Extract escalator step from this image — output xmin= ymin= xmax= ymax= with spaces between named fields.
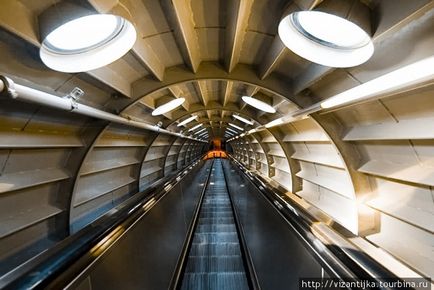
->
xmin=181 ymin=272 xmax=249 ymax=290
xmin=195 ymin=224 xmax=236 ymax=233
xmin=198 ymin=217 xmax=234 ymax=225
xmin=185 ymin=255 xmax=245 ymax=272
xmin=180 ymin=160 xmax=249 ymax=290
xmin=200 ymin=212 xmax=233 ymax=218
xmin=192 ymin=232 xmax=239 ymax=243
xmin=189 ymin=242 xmax=241 ymax=256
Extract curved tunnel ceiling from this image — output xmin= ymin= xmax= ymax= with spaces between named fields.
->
xmin=0 ymin=0 xmax=433 ymax=280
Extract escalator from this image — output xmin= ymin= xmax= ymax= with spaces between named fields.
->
xmin=0 ymin=156 xmax=407 ymax=290
xmin=180 ymin=159 xmax=249 ymax=290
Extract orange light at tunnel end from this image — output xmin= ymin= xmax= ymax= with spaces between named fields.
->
xmin=204 ymin=150 xmax=227 ymax=159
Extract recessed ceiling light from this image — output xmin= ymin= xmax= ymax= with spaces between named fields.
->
xmin=278 ymin=11 xmax=373 ymax=67
xmin=152 ymin=98 xmax=185 ymax=116
xmin=229 ymin=123 xmax=244 ymax=131
xmin=242 ymin=96 xmax=276 ymax=113
xmin=233 ymin=115 xmax=254 ymax=125
xmin=189 ymin=123 xmax=203 ymax=132
xmin=177 ymin=115 xmax=197 ymax=127
xmin=40 ymin=12 xmax=136 ymax=72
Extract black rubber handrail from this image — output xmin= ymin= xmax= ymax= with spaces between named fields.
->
xmin=0 ymin=156 xmax=206 ymax=290
xmin=221 ymin=159 xmax=261 ymax=290
xmin=228 ymin=156 xmax=406 ymax=290
xmin=169 ymin=159 xmax=215 ymax=289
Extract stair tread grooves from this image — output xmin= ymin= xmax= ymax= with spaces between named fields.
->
xmin=181 ymin=160 xmax=248 ymax=290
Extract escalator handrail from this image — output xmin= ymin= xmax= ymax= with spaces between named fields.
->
xmin=221 ymin=160 xmax=261 ymax=290
xmin=227 ymin=156 xmax=404 ymax=288
xmin=0 ymin=156 xmax=206 ymax=290
xmin=170 ymin=159 xmax=215 ymax=289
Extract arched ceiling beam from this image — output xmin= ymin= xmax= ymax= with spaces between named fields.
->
xmin=194 ymin=80 xmax=209 ymax=106
xmin=258 ymin=37 xmax=287 ymax=80
xmin=222 ymin=81 xmax=233 ymax=107
xmin=125 ymin=62 xmax=307 ymax=114
xmin=257 ymin=0 xmax=319 ymax=80
xmin=225 ymin=0 xmax=254 ymax=73
xmin=89 ymin=0 xmax=165 ymax=81
xmin=168 ymin=86 xmax=190 ymax=111
xmin=167 ymin=107 xmax=259 ymax=128
xmin=161 ymin=0 xmax=201 ymax=73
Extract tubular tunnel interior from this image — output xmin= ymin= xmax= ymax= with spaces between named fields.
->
xmin=0 ymin=0 xmax=433 ymax=289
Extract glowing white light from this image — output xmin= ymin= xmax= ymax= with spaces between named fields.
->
xmin=242 ymin=96 xmax=276 ymax=113
xmin=193 ymin=128 xmax=206 ymax=135
xmin=233 ymin=115 xmax=254 ymax=125
xmin=321 ymin=56 xmax=434 ymax=109
xmin=278 ymin=11 xmax=373 ymax=67
xmin=297 ymin=12 xmax=369 ymax=48
xmin=189 ymin=123 xmax=203 ymax=132
xmin=45 ymin=15 xmax=119 ymax=51
xmin=227 ymin=128 xmax=238 ymax=135
xmin=265 ymin=118 xmax=285 ymax=128
xmin=177 ymin=115 xmax=197 ymax=127
xmin=40 ymin=14 xmax=136 ymax=72
xmin=152 ymin=98 xmax=185 ymax=116
xmin=229 ymin=123 xmax=244 ymax=131
xmin=194 ymin=128 xmax=206 ymax=135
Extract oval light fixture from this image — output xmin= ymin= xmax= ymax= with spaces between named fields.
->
xmin=242 ymin=96 xmax=276 ymax=113
xmin=189 ymin=123 xmax=203 ymax=132
xmin=278 ymin=10 xmax=373 ymax=67
xmin=227 ymin=127 xmax=238 ymax=134
xmin=177 ymin=115 xmax=197 ymax=127
xmin=152 ymin=98 xmax=185 ymax=116
xmin=39 ymin=3 xmax=136 ymax=72
xmin=233 ymin=114 xmax=254 ymax=125
xmin=229 ymin=123 xmax=244 ymax=131
xmin=194 ymin=128 xmax=206 ymax=135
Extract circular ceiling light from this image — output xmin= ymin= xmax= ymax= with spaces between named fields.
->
xmin=278 ymin=11 xmax=374 ymax=67
xmin=40 ymin=14 xmax=136 ymax=72
xmin=152 ymin=98 xmax=185 ymax=116
xmin=242 ymin=96 xmax=276 ymax=113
